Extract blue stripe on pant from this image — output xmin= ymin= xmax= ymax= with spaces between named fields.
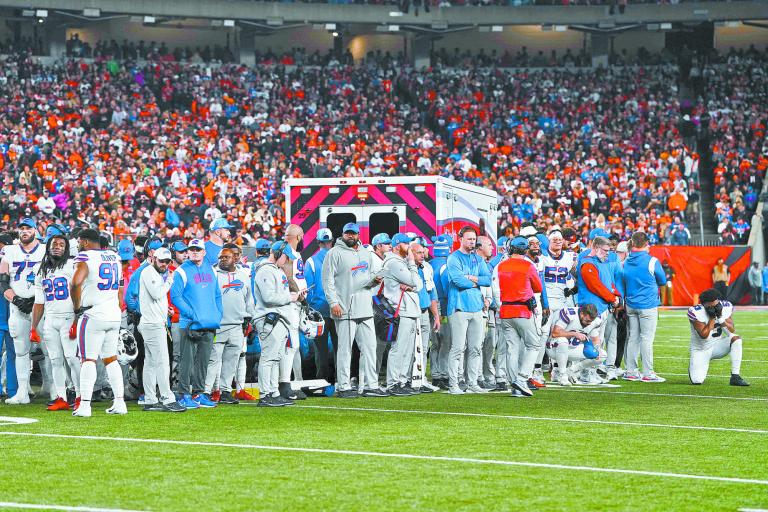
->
xmin=1 ymin=329 xmax=17 ymax=397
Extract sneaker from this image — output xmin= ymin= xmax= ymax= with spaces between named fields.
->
xmin=5 ymin=393 xmax=30 ymax=405
xmin=608 ymin=366 xmax=625 ymax=381
xmin=137 ymin=394 xmax=146 ymax=406
xmin=66 ymin=388 xmax=77 ymax=405
xmin=336 ymin=389 xmax=359 ymax=399
xmin=465 ymin=384 xmax=488 ymax=394
xmin=234 ymin=389 xmax=257 ymax=401
xmin=193 ymin=393 xmax=217 ymax=408
xmin=106 ymin=400 xmax=128 ymax=415
xmin=448 ymin=386 xmax=465 ymax=395
xmin=528 ymin=377 xmax=546 ymax=389
xmin=494 ymin=382 xmax=508 ymax=391
xmin=294 ymin=388 xmax=307 ymax=400
xmin=421 ymin=381 xmax=440 ymax=392
xmin=210 ymin=390 xmax=221 ymax=402
xmin=416 ymin=385 xmax=434 ymax=394
xmin=403 ymin=384 xmax=421 ymax=395
xmin=47 ymin=397 xmax=70 ymax=411
xmin=641 ymin=373 xmax=666 ymax=383
xmin=162 ymin=401 xmax=187 ymax=412
xmin=257 ymin=395 xmax=282 ymax=407
xmin=730 ymin=374 xmax=750 ymax=387
xmin=432 ymin=378 xmax=449 ymax=390
xmin=622 ymin=371 xmax=641 ymax=382
xmin=142 ymin=403 xmax=166 ymax=412
xmin=178 ymin=394 xmax=200 ymax=409
xmin=72 ymin=402 xmax=92 ymax=417
xmin=273 ymin=395 xmax=295 ymax=407
xmin=532 ymin=368 xmax=545 ymax=385
xmin=361 ymin=388 xmax=389 ymax=397
xmin=389 ymin=384 xmax=412 ymax=396
xmin=578 ymin=369 xmax=607 ymax=385
xmin=458 ymin=380 xmax=467 ymax=392
xmin=73 ymin=397 xmax=81 ymax=411
xmin=279 ymin=383 xmax=298 ymax=400
xmin=218 ymin=391 xmax=240 ymax=404
xmin=510 ymin=388 xmax=532 ymax=398
xmin=511 ymin=379 xmax=533 ymax=397
xmin=558 ymin=373 xmax=571 ymax=387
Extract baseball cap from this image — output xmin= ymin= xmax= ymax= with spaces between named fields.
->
xmin=316 ymin=228 xmax=333 ymax=242
xmin=171 ymin=241 xmax=188 ymax=253
xmin=154 ymin=247 xmax=172 ymax=261
xmin=371 ymin=233 xmax=392 ymax=246
xmin=255 ymin=239 xmax=271 ymax=250
xmin=391 ymin=233 xmax=413 ymax=246
xmin=18 ymin=217 xmax=36 ymax=229
xmin=431 ymin=234 xmax=453 ymax=247
xmin=147 ymin=239 xmax=163 ymax=251
xmin=342 ymin=222 xmax=360 ymax=234
xmin=589 ymin=228 xmax=608 ymax=241
xmin=117 ymin=239 xmax=135 ymax=261
xmin=210 ymin=218 xmax=233 ymax=231
xmin=272 ymin=241 xmax=297 ymax=260
xmin=509 ymin=236 xmax=529 ymax=250
xmin=496 ymin=236 xmax=508 ymax=248
xmin=188 ymin=239 xmax=205 ymax=250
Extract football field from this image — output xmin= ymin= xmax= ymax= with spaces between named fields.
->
xmin=0 ymin=310 xmax=766 ymax=512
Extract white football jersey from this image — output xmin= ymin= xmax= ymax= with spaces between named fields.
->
xmin=541 ymin=250 xmax=578 ymax=310
xmin=1 ymin=243 xmax=46 ymax=298
xmin=34 ymin=259 xmax=76 ymax=316
xmin=74 ymin=249 xmax=123 ymax=322
xmin=551 ymin=307 xmax=602 ymax=341
xmin=687 ymin=301 xmax=733 ymax=343
xmin=292 ymin=255 xmax=307 ymax=291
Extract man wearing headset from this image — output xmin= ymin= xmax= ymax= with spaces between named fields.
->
xmin=279 ymin=224 xmax=308 ymax=401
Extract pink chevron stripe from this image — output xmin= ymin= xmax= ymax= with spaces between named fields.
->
xmin=333 ymin=186 xmax=359 ymax=206
xmin=424 ymin=183 xmax=436 ymax=202
xmin=396 ymin=185 xmax=437 ymax=227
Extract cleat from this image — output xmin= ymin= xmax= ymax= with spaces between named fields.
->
xmin=730 ymin=374 xmax=750 ymax=387
xmin=178 ymin=394 xmax=200 ymax=409
xmin=621 ymin=371 xmax=641 ymax=382
xmin=416 ymin=385 xmax=434 ymax=394
xmin=458 ymin=380 xmax=468 ymax=392
xmin=465 ymin=384 xmax=489 ymax=394
xmin=217 ymin=391 xmax=239 ymax=404
xmin=106 ymin=400 xmax=128 ymax=415
xmin=73 ymin=397 xmax=81 ymax=411
xmin=558 ymin=374 xmax=571 ymax=387
xmin=421 ymin=381 xmax=440 ymax=392
xmin=495 ymin=382 xmax=508 ymax=391
xmin=579 ymin=369 xmax=607 ymax=385
xmin=293 ymin=388 xmax=307 ymax=400
xmin=258 ymin=395 xmax=283 ymax=407
xmin=5 ymin=394 xmax=30 ymax=405
xmin=73 ymin=402 xmax=92 ymax=417
xmin=66 ymin=388 xmax=77 ymax=405
xmin=641 ymin=373 xmax=665 ymax=383
xmin=193 ymin=393 xmax=217 ymax=408
xmin=528 ymin=377 xmax=546 ymax=389
xmin=511 ymin=379 xmax=533 ymax=397
xmin=47 ymin=397 xmax=70 ymax=411
xmin=336 ymin=389 xmax=359 ymax=399
xmin=432 ymin=378 xmax=449 ymax=390
xmin=210 ymin=390 xmax=221 ymax=402
xmin=234 ymin=389 xmax=257 ymax=401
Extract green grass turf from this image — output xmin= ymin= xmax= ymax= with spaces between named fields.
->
xmin=0 ymin=310 xmax=767 ymax=511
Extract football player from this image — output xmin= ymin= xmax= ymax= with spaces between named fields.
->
xmin=70 ymin=229 xmax=127 ymax=417
xmin=546 ymin=303 xmax=606 ymax=386
xmin=687 ymin=288 xmax=749 ymax=386
xmin=0 ymin=218 xmax=46 ymax=404
xmin=31 ymin=225 xmax=80 ymax=411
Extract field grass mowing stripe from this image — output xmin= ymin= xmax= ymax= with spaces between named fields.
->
xmin=542 ymin=388 xmax=768 ymax=401
xmin=0 ymin=431 xmax=766 ymax=486
xmin=664 ymin=372 xmax=768 ymax=380
xmin=0 ymin=502 xmax=148 ymax=512
xmin=281 ymin=404 xmax=768 ymax=434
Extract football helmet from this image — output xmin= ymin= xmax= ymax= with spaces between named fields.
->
xmin=117 ymin=329 xmax=139 ymax=365
xmin=299 ymin=306 xmax=325 ymax=339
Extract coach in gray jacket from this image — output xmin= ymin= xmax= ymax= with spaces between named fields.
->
xmin=322 ymin=223 xmax=386 ymax=398
xmin=383 ymin=233 xmax=423 ymax=395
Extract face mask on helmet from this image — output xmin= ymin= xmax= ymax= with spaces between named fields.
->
xmin=117 ymin=329 xmax=139 ymax=365
xmin=299 ymin=306 xmax=325 ymax=339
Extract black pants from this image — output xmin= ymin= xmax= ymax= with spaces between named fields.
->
xmin=314 ymin=317 xmax=338 ymax=384
xmin=615 ymin=311 xmax=628 ymax=368
xmin=131 ymin=323 xmax=145 ymax=388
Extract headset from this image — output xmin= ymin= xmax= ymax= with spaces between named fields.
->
xmin=142 ymin=235 xmax=165 ymax=260
xmin=458 ymin=226 xmax=478 ymax=238
xmin=272 ymin=240 xmax=288 ymax=260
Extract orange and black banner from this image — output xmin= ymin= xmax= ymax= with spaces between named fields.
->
xmin=649 ymin=246 xmax=753 ymax=306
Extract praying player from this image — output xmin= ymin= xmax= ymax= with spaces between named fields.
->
xmin=546 ymin=303 xmax=606 ymax=386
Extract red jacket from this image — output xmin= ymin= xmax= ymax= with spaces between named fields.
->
xmin=495 ymin=256 xmax=542 ymax=319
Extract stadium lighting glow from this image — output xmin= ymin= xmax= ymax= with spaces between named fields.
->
xmin=660 ymin=22 xmax=672 ymax=30
xmin=325 ymin=23 xmax=336 ymax=30
xmin=491 ymin=25 xmax=503 ymax=32
xmin=223 ymin=19 xmax=236 ymax=27
xmin=144 ymin=15 xmax=156 ymax=24
xmin=389 ymin=11 xmax=404 ymax=17
xmin=554 ymin=25 xmax=567 ymax=31
xmin=388 ymin=25 xmax=399 ymax=31
xmin=332 ymin=31 xmax=339 ymax=37
xmin=35 ymin=9 xmax=48 ymax=18
xmin=83 ymin=8 xmax=101 ymax=17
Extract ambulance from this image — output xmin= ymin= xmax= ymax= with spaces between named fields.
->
xmin=285 ymin=176 xmax=499 ymax=257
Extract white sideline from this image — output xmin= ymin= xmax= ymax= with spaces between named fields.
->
xmin=284 ymin=405 xmax=768 ymax=434
xmin=543 ymin=388 xmax=768 ymax=401
xmin=0 ymin=431 xmax=766 ymax=487
xmin=0 ymin=502 xmax=148 ymax=512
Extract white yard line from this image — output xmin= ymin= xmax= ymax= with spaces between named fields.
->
xmin=663 ymin=372 xmax=768 ymax=380
xmin=654 ymin=356 xmax=768 ymax=363
xmin=0 ymin=431 xmax=765 ymax=487
xmin=542 ymin=388 xmax=768 ymax=401
xmin=283 ymin=405 xmax=768 ymax=434
xmin=0 ymin=502 xmax=148 ymax=512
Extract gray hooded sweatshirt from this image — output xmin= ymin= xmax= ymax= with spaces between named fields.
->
xmin=322 ymin=238 xmax=379 ymax=320
xmin=381 ymin=252 xmax=422 ymax=319
xmin=252 ymin=262 xmax=293 ymax=322
xmin=215 ymin=266 xmax=256 ymax=328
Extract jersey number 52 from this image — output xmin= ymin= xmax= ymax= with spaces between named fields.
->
xmin=544 ymin=266 xmax=568 ymax=284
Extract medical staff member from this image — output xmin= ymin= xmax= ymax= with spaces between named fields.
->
xmin=370 ymin=232 xmax=392 ymax=378
xmin=413 ymin=239 xmax=439 ymax=392
xmin=305 ymin=228 xmax=336 ymax=383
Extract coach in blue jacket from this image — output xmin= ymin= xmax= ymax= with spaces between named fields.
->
xmin=305 ymin=228 xmax=337 ymax=383
xmin=622 ymin=232 xmax=667 ymax=383
xmin=171 ymin=239 xmax=223 ymax=408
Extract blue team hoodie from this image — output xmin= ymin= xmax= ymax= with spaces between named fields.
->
xmin=125 ymin=261 xmax=149 ymax=313
xmin=429 ymin=256 xmax=449 ymax=314
xmin=0 ymin=295 xmax=8 ymax=331
xmin=446 ymin=251 xmax=491 ymax=315
xmin=170 ymin=259 xmax=223 ymax=330
xmin=622 ymin=250 xmax=667 ymax=310
xmin=204 ymin=240 xmax=223 ymax=267
xmin=305 ymin=247 xmax=330 ymax=318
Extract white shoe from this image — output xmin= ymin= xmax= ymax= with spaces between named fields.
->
xmin=465 ymin=384 xmax=488 ymax=394
xmin=511 ymin=379 xmax=533 ymax=397
xmin=421 ymin=381 xmax=440 ymax=392
xmin=558 ymin=373 xmax=571 ymax=386
xmin=608 ymin=367 xmax=625 ymax=381
xmin=510 ymin=389 xmax=531 ymax=398
xmin=641 ymin=373 xmax=666 ymax=383
xmin=106 ymin=400 xmax=128 ymax=415
xmin=448 ymin=387 xmax=465 ymax=395
xmin=5 ymin=394 xmax=30 ymax=405
xmin=579 ymin=368 xmax=607 ymax=385
xmin=73 ymin=403 xmax=92 ymax=417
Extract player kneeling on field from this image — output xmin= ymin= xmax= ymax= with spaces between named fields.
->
xmin=687 ymin=289 xmax=749 ymax=387
xmin=546 ymin=304 xmax=607 ymax=386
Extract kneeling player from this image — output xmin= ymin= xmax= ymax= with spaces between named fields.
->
xmin=546 ymin=303 xmax=606 ymax=386
xmin=687 ymin=289 xmax=749 ymax=386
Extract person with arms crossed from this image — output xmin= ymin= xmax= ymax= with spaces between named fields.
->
xmin=687 ymin=288 xmax=749 ymax=386
xmin=70 ymin=228 xmax=128 ymax=417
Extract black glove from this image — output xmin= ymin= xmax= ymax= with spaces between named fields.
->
xmin=564 ymin=285 xmax=578 ymax=298
xmin=127 ymin=310 xmax=141 ymax=325
xmin=12 ymin=296 xmax=34 ymax=314
xmin=541 ymin=310 xmax=550 ymax=327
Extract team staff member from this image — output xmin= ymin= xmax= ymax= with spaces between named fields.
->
xmin=170 ymin=239 xmax=223 ymax=409
xmin=370 ymin=233 xmax=392 ymax=378
xmin=137 ymin=247 xmax=185 ymax=412
xmin=0 ymin=233 xmax=17 ymax=400
xmin=279 ymin=224 xmax=307 ymax=400
xmin=446 ymin=227 xmax=491 ymax=395
xmin=0 ymin=218 xmax=45 ymax=405
xmin=305 ymin=228 xmax=336 ymax=383
xmin=383 ymin=234 xmax=422 ymax=395
xmin=253 ymin=242 xmax=305 ymax=407
xmin=428 ymin=234 xmax=451 ymax=389
xmin=622 ymin=232 xmax=667 ymax=383
xmin=492 ymin=236 xmax=542 ymax=398
xmin=322 ymin=223 xmax=385 ymax=398
xmin=204 ymin=218 xmax=233 ymax=267
xmin=412 ymin=239 xmax=439 ymax=392
xmin=168 ymin=241 xmax=188 ymax=389
xmin=205 ymin=247 xmax=254 ymax=405
xmin=477 ymin=236 xmax=497 ymax=390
